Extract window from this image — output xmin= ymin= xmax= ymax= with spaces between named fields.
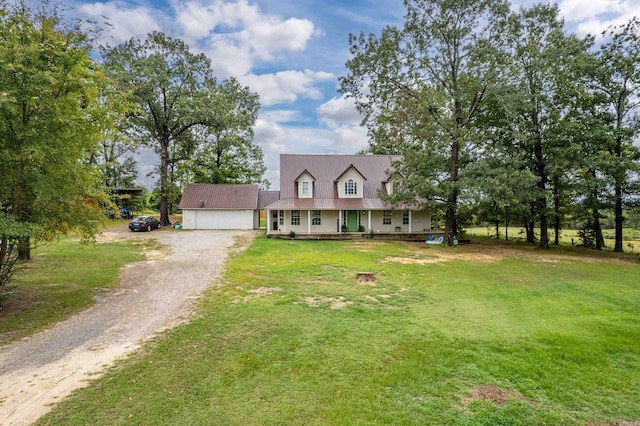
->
xmin=291 ymin=210 xmax=300 ymax=226
xmin=279 ymin=210 xmax=284 ymax=226
xmin=302 ymin=181 xmax=309 ymax=196
xmin=312 ymin=210 xmax=321 ymax=226
xmin=345 ymin=179 xmax=357 ymax=195
xmin=403 ymin=210 xmax=409 ymax=225
xmin=383 ymin=210 xmax=392 ymax=225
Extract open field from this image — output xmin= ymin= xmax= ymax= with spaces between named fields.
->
xmin=464 ymin=226 xmax=640 ymax=253
xmin=34 ymin=236 xmax=640 ymax=425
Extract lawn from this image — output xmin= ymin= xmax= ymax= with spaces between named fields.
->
xmin=37 ymin=237 xmax=640 ymax=425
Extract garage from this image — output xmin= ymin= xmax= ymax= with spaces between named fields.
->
xmin=182 ymin=208 xmax=255 ymax=230
xmin=178 ymin=184 xmax=260 ymax=230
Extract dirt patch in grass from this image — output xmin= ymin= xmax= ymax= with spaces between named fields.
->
xmin=462 ymin=384 xmax=529 ymax=407
xmin=298 ymin=295 xmax=353 ymax=309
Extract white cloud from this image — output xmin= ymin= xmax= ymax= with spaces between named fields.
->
xmin=557 ymin=0 xmax=640 ymax=36
xmin=316 ymin=96 xmax=363 ymax=129
xmin=171 ymin=0 xmax=317 ymax=77
xmin=77 ymin=2 xmax=161 ymax=45
xmin=241 ymin=70 xmax=334 ymax=106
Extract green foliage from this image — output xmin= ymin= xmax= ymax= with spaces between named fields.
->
xmin=102 ymin=32 xmax=263 ymax=226
xmin=0 ymin=0 xmax=112 ymax=290
xmin=340 ymin=0 xmax=510 ymax=245
xmin=37 ymin=238 xmax=640 ymax=425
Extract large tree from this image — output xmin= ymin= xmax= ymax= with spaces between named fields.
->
xmin=591 ymin=18 xmax=640 ymax=252
xmin=0 ymin=0 xmax=108 ymax=291
xmin=340 ymin=0 xmax=509 ymax=245
xmin=102 ymin=32 xmax=252 ymax=226
xmin=182 ymin=78 xmax=264 ymax=185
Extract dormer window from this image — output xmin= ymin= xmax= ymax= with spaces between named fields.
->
xmin=345 ymin=179 xmax=357 ymax=195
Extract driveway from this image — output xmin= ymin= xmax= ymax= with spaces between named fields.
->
xmin=0 ymin=228 xmax=256 ymax=425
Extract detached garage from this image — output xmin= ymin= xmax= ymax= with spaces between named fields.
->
xmin=179 ymin=184 xmax=259 ymax=230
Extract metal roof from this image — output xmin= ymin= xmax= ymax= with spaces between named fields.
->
xmin=279 ymin=154 xmax=401 ymax=199
xmin=258 ymin=190 xmax=280 ymax=209
xmin=178 ymin=184 xmax=259 ymax=209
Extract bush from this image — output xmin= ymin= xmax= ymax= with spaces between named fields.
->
xmin=288 ymin=231 xmax=296 ymax=238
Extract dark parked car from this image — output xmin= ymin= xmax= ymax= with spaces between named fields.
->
xmin=129 ymin=216 xmax=161 ymax=232
xmin=119 ymin=206 xmax=133 ymax=219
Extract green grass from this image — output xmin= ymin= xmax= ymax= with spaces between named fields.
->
xmin=37 ymin=237 xmax=640 ymax=425
xmin=0 ymin=237 xmax=151 ymax=344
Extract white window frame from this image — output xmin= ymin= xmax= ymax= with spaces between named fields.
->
xmin=291 ymin=210 xmax=300 ymax=226
xmin=312 ymin=210 xmax=321 ymax=226
xmin=383 ymin=210 xmax=392 ymax=225
xmin=345 ymin=179 xmax=357 ymax=195
xmin=402 ymin=210 xmax=409 ymax=225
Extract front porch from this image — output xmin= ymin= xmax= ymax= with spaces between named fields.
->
xmin=267 ymin=231 xmax=443 ymax=242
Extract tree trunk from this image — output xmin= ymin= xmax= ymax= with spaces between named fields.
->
xmin=495 ymin=220 xmax=499 ymax=239
xmin=553 ymin=185 xmax=560 ymax=246
xmin=525 ymin=209 xmax=535 ymax=243
xmin=533 ymin=125 xmax=549 ymax=249
xmin=17 ymin=236 xmax=30 ymax=261
xmin=445 ymin=140 xmax=460 ymax=246
xmin=613 ymin=116 xmax=624 ymax=252
xmin=505 ymin=207 xmax=510 ymax=241
xmin=593 ymin=208 xmax=604 ymax=250
xmin=159 ymin=136 xmax=172 ymax=226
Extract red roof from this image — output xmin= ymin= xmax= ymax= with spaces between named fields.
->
xmin=178 ymin=184 xmax=259 ymax=209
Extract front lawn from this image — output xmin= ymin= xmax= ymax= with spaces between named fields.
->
xmin=38 ymin=237 xmax=640 ymax=425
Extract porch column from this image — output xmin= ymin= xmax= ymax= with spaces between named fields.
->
xmin=409 ymin=210 xmax=412 ymax=233
xmin=307 ymin=210 xmax=311 ymax=234
xmin=339 ymin=210 xmax=343 ymax=233
xmin=266 ymin=209 xmax=271 ymax=235
xmin=368 ymin=210 xmax=372 ymax=232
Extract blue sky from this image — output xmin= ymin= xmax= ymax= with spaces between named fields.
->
xmin=67 ymin=0 xmax=640 ymax=190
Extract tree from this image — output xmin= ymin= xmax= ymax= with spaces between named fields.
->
xmin=496 ymin=4 xmax=590 ymax=248
xmin=591 ymin=18 xmax=640 ymax=252
xmin=102 ymin=32 xmax=226 ymax=226
xmin=340 ymin=0 xmax=509 ymax=245
xmin=182 ymin=78 xmax=264 ymax=185
xmin=0 ymin=0 xmax=108 ymax=292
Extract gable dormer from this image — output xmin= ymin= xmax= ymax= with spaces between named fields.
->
xmin=335 ymin=164 xmax=366 ymax=199
xmin=295 ymin=169 xmax=315 ymax=198
xmin=383 ymin=179 xmax=393 ymax=196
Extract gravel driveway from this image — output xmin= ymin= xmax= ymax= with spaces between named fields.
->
xmin=0 ymin=228 xmax=256 ymax=426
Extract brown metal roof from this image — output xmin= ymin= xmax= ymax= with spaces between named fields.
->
xmin=279 ymin=154 xmax=401 ymax=199
xmin=258 ymin=190 xmax=280 ymax=209
xmin=178 ymin=184 xmax=259 ymax=209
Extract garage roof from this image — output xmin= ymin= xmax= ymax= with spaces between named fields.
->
xmin=178 ymin=184 xmax=259 ymax=209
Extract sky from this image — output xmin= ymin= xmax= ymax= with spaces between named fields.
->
xmin=65 ymin=0 xmax=640 ymax=190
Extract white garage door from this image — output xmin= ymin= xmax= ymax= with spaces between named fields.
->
xmin=192 ymin=210 xmax=254 ymax=230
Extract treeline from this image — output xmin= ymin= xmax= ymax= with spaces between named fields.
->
xmin=0 ymin=0 xmax=265 ymax=294
xmin=341 ymin=0 xmax=640 ymax=251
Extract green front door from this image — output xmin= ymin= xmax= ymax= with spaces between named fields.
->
xmin=346 ymin=210 xmax=359 ymax=232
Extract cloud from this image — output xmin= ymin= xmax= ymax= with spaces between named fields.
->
xmin=171 ymin=0 xmax=317 ymax=77
xmin=77 ymin=1 xmax=162 ymax=45
xmin=316 ymin=96 xmax=363 ymax=129
xmin=241 ymin=70 xmax=334 ymax=106
xmin=556 ymin=0 xmax=639 ymax=36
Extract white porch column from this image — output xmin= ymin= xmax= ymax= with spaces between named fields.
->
xmin=266 ymin=210 xmax=271 ymax=235
xmin=307 ymin=210 xmax=311 ymax=234
xmin=339 ymin=210 xmax=343 ymax=233
xmin=409 ymin=210 xmax=412 ymax=233
xmin=368 ymin=210 xmax=372 ymax=232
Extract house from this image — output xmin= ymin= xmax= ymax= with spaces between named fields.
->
xmin=178 ymin=184 xmax=278 ymax=230
xmin=263 ymin=154 xmax=431 ymax=236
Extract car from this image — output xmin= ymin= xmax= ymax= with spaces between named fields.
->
xmin=119 ymin=206 xmax=133 ymax=219
xmin=128 ymin=216 xmax=161 ymax=232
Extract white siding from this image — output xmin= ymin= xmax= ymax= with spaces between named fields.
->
xmin=183 ymin=209 xmax=254 ymax=230
xmin=337 ymin=168 xmax=364 ymax=198
xmin=297 ymin=172 xmax=314 ymax=198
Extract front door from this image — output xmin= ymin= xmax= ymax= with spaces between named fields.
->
xmin=346 ymin=210 xmax=359 ymax=232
